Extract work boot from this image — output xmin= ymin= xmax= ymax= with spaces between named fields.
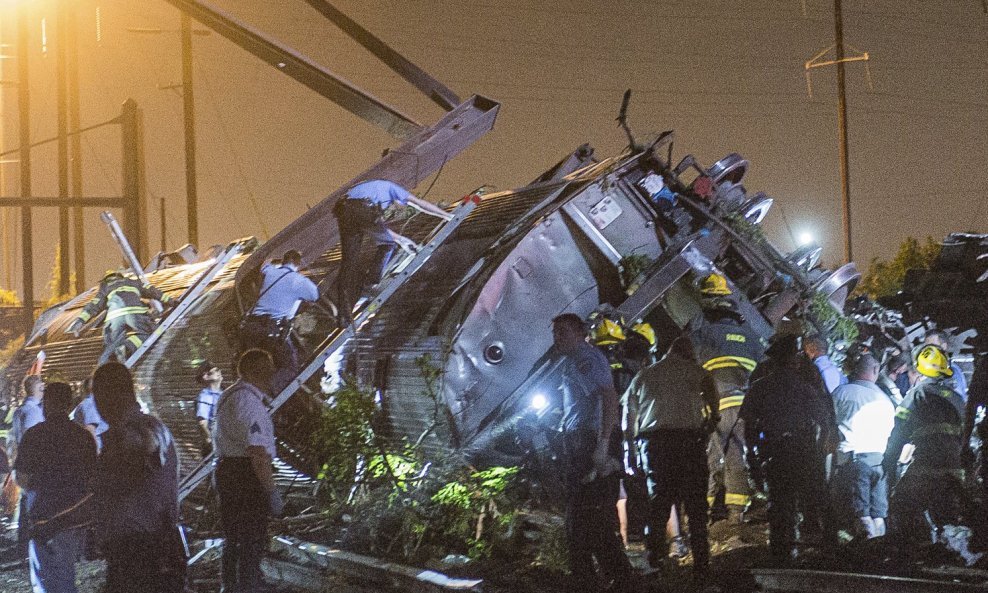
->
xmin=872 ymin=517 xmax=886 ymax=538
xmin=668 ymin=535 xmax=689 ymax=559
xmin=857 ymin=516 xmax=877 ymax=539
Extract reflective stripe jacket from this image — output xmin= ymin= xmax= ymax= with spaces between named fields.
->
xmin=76 ymin=276 xmax=170 ymax=325
xmin=690 ymin=317 xmax=765 ymax=407
xmin=886 ymin=377 xmax=964 ymax=471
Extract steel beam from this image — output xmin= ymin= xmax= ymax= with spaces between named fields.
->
xmin=161 ymin=0 xmax=422 ymax=140
xmin=304 ymin=0 xmax=460 ymax=111
xmin=0 ymin=197 xmax=122 ymax=208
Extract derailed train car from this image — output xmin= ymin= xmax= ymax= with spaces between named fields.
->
xmin=0 ymin=134 xmax=860 ymax=488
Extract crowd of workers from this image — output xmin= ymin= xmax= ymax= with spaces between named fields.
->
xmin=552 ymin=273 xmax=985 ymax=591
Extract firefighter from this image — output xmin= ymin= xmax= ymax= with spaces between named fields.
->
xmin=884 ymin=344 xmax=966 ymax=543
xmin=689 ymin=272 xmax=764 ymax=523
xmin=67 ymin=270 xmax=171 ymax=365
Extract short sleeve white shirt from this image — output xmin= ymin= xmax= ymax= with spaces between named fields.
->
xmin=213 ymin=379 xmax=276 ymax=458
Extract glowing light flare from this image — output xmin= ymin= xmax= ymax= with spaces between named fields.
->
xmin=798 ymin=232 xmax=815 ymax=246
xmin=530 ymin=393 xmax=548 ymax=411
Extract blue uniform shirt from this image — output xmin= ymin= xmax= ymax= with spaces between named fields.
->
xmin=72 ymin=394 xmax=109 ymax=451
xmin=250 ymin=263 xmax=319 ymax=320
xmin=196 ymin=388 xmax=221 ymax=427
xmin=8 ymin=397 xmax=44 ymax=452
xmin=814 ymin=354 xmax=847 ymax=394
xmin=214 ymin=380 xmax=276 ymax=459
xmin=559 ymin=341 xmax=614 ymax=434
xmin=347 ymin=179 xmax=414 ymax=208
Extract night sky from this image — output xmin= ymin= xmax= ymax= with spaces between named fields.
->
xmin=0 ymin=0 xmax=985 ymax=297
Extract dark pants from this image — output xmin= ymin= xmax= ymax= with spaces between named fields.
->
xmin=889 ymin=465 xmax=964 ymax=543
xmin=103 ymin=532 xmax=186 ymax=593
xmin=100 ymin=314 xmax=154 ymax=365
xmin=762 ymin=436 xmax=828 ymax=559
xmin=562 ymin=430 xmax=632 ymax=589
xmin=239 ymin=315 xmax=298 ymax=393
xmin=641 ymin=429 xmax=711 ymax=570
xmin=216 ymin=457 xmax=270 ymax=593
xmin=707 ymin=405 xmax=751 ymax=511
xmin=335 ymin=198 xmax=396 ymax=319
xmin=832 ymin=452 xmax=888 ymax=521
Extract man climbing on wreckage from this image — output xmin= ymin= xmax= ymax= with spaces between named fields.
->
xmin=68 ymin=270 xmax=172 ymax=365
xmin=333 ymin=179 xmax=453 ymax=326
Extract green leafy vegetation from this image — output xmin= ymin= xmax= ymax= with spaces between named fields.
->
xmin=857 ymin=236 xmax=941 ymax=300
xmin=618 ymin=254 xmax=653 ymax=290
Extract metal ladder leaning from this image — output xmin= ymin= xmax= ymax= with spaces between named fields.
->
xmin=178 ymin=196 xmax=480 ymax=502
xmin=123 ymin=239 xmax=254 ymax=369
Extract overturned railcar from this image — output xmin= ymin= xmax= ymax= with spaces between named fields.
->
xmin=0 ymin=136 xmax=859 ymax=493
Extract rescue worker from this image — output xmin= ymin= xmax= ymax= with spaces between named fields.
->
xmin=623 ymin=336 xmax=719 ymax=576
xmin=333 ymin=179 xmax=453 ymax=325
xmin=689 ymin=272 xmax=764 ymax=523
xmin=740 ymin=336 xmax=836 ymax=562
xmin=13 ymin=382 xmax=96 ymax=593
xmin=924 ymin=330 xmax=968 ymax=400
xmin=67 ymin=270 xmax=172 ymax=365
xmin=71 ymin=377 xmax=108 ymax=453
xmin=550 ymin=313 xmax=635 ymax=592
xmin=803 ymin=334 xmax=847 ymax=394
xmin=830 ymin=354 xmax=895 ymax=539
xmin=9 ymin=374 xmax=45 ymax=551
xmin=92 ymin=362 xmax=184 ymax=593
xmin=194 ymin=361 xmax=223 ymax=457
xmin=884 ymin=344 xmax=966 ymax=543
xmin=214 ymin=349 xmax=282 ymax=593
xmin=240 ymin=250 xmax=318 ymax=392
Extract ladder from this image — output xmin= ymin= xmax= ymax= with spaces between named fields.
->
xmin=123 ymin=239 xmax=254 ymax=369
xmin=178 ymin=196 xmax=480 ymax=502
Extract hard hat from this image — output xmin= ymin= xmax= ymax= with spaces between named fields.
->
xmin=630 ymin=322 xmax=656 ymax=346
xmin=103 ymin=269 xmax=124 ymax=280
xmin=700 ymin=273 xmax=732 ymax=296
xmin=915 ymin=344 xmax=953 ymax=379
xmin=592 ymin=318 xmax=626 ymax=345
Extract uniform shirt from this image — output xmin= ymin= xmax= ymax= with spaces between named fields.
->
xmin=72 ymin=394 xmax=109 ymax=451
xmin=250 ymin=263 xmax=319 ymax=320
xmin=623 ymin=352 xmax=715 ymax=435
xmin=690 ymin=317 xmax=764 ymax=400
xmin=813 ymin=354 xmax=847 ymax=394
xmin=949 ymin=361 xmax=968 ymax=401
xmin=8 ymin=397 xmax=44 ymax=454
xmin=347 ymin=179 xmax=414 ymax=208
xmin=214 ymin=380 xmax=276 ymax=459
xmin=832 ymin=379 xmax=895 ymax=454
xmin=94 ymin=405 xmax=179 ymax=540
xmin=196 ymin=388 xmax=221 ymax=428
xmin=559 ymin=341 xmax=613 ymax=434
xmin=14 ymin=416 xmax=97 ymax=522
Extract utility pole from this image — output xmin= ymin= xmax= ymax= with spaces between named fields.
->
xmin=17 ymin=4 xmax=34 ymax=333
xmin=181 ymin=14 xmax=198 ymax=247
xmin=804 ymin=0 xmax=871 ymax=265
xmin=834 ymin=0 xmax=852 ymax=264
xmin=55 ymin=0 xmax=71 ymax=295
xmin=68 ymin=1 xmax=85 ymax=290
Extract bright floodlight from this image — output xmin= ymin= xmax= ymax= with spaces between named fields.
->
xmin=798 ymin=232 xmax=815 ymax=246
xmin=530 ymin=393 xmax=549 ymax=411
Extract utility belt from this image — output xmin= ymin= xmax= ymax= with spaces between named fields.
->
xmin=333 ymin=195 xmax=385 ymax=220
xmin=834 ymin=451 xmax=884 ymax=467
xmin=240 ymin=313 xmax=292 ymax=341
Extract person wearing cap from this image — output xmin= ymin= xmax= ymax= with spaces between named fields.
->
xmin=71 ymin=377 xmax=108 ymax=453
xmin=13 ymin=382 xmax=96 ymax=593
xmin=689 ymin=273 xmax=765 ymax=524
xmin=884 ymin=344 xmax=966 ymax=543
xmin=240 ymin=250 xmax=319 ymax=391
xmin=67 ymin=270 xmax=172 ymax=365
xmin=333 ymin=179 xmax=453 ymax=325
xmin=194 ymin=362 xmax=223 ymax=456
xmin=924 ymin=330 xmax=968 ymax=400
xmin=91 ymin=362 xmax=184 ymax=593
xmin=213 ymin=349 xmax=281 ymax=593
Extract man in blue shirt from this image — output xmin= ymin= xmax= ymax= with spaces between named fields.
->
xmin=804 ymin=334 xmax=847 ymax=394
xmin=9 ymin=374 xmax=45 ymax=550
xmin=14 ymin=382 xmax=97 ymax=593
xmin=333 ymin=179 xmax=453 ymax=325
xmin=71 ymin=377 xmax=108 ymax=453
xmin=194 ymin=361 xmax=223 ymax=456
xmin=241 ymin=249 xmax=319 ymax=391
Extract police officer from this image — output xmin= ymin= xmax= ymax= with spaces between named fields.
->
xmin=689 ymin=273 xmax=764 ymax=523
xmin=194 ymin=361 xmax=223 ymax=456
xmin=334 ymin=179 xmax=453 ymax=325
xmin=740 ymin=337 xmax=836 ymax=562
xmin=550 ymin=313 xmax=635 ymax=591
xmin=884 ymin=344 xmax=966 ymax=543
xmin=9 ymin=374 xmax=45 ymax=551
xmin=71 ymin=377 xmax=108 ymax=453
xmin=240 ymin=250 xmax=318 ymax=391
xmin=214 ymin=349 xmax=281 ymax=593
xmin=92 ymin=362 xmax=184 ymax=593
xmin=67 ymin=270 xmax=172 ymax=365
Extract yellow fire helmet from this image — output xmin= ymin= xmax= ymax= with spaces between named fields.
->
xmin=630 ymin=321 xmax=656 ymax=346
xmin=915 ymin=344 xmax=953 ymax=379
xmin=700 ymin=272 xmax=732 ymax=296
xmin=592 ymin=317 xmax=626 ymax=345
